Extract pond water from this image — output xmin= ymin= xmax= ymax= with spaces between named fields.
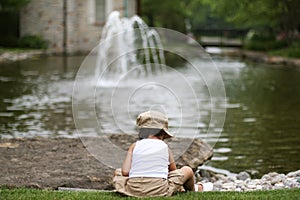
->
xmin=0 ymin=54 xmax=299 ymax=177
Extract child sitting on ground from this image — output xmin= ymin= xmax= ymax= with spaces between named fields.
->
xmin=113 ymin=110 xmax=213 ymax=197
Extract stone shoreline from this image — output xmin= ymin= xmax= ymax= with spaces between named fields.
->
xmin=198 ymin=169 xmax=300 ymax=191
xmin=222 ymin=49 xmax=300 ymax=67
xmin=0 ymin=50 xmax=50 ymax=63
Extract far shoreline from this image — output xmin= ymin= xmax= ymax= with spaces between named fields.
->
xmin=206 ymin=47 xmax=300 ymax=68
xmin=1 ymin=47 xmax=300 ymax=68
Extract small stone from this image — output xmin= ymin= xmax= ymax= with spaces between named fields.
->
xmin=262 ymin=174 xmax=270 ymax=181
xmin=247 ymin=184 xmax=257 ymax=189
xmin=210 ymin=177 xmax=217 ymax=182
xmin=236 ymin=180 xmax=244 ymax=185
xmin=52 ymin=146 xmax=58 ymax=151
xmin=212 ymin=183 xmax=222 ymax=191
xmin=199 ymin=169 xmax=211 ymax=180
xmin=215 ymin=174 xmax=226 ymax=180
xmin=228 ymin=176 xmax=237 ymax=182
xmin=268 ymin=172 xmax=279 ymax=177
xmin=262 ymin=182 xmax=272 ymax=190
xmin=256 ymin=185 xmax=263 ymax=190
xmin=222 ymin=182 xmax=235 ymax=190
xmin=250 ymin=179 xmax=261 ymax=185
xmin=237 ymin=171 xmax=251 ymax=181
xmin=270 ymin=174 xmax=285 ymax=185
xmin=274 ymin=182 xmax=284 ymax=189
xmin=286 ymin=177 xmax=295 ymax=181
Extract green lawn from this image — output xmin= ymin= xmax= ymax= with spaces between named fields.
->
xmin=0 ymin=48 xmax=34 ymax=54
xmin=1 ymin=188 xmax=299 ymax=200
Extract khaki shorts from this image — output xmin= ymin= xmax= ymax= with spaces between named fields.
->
xmin=113 ymin=169 xmax=185 ymax=197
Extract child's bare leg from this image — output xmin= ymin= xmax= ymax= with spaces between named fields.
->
xmin=179 ymin=166 xmax=197 ymax=191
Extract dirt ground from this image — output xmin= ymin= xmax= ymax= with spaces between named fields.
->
xmin=0 ymin=134 xmax=212 ymax=190
xmin=0 ymin=137 xmax=115 ymax=190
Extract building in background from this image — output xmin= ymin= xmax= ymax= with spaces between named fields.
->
xmin=20 ymin=0 xmax=137 ymax=54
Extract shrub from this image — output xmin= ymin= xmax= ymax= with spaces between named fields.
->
xmin=270 ymin=40 xmax=300 ymax=58
xmin=0 ymin=35 xmax=19 ymax=47
xmin=18 ymin=35 xmax=49 ymax=49
xmin=244 ymin=32 xmax=288 ymax=51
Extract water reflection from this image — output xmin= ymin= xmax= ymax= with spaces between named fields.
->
xmin=0 ymin=56 xmax=83 ymax=137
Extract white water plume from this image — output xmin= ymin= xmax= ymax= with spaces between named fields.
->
xmin=95 ymin=11 xmax=166 ymax=83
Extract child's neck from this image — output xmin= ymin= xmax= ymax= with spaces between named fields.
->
xmin=148 ymin=135 xmax=163 ymax=140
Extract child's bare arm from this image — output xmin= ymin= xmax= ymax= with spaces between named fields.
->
xmin=168 ymin=148 xmax=177 ymax=171
xmin=121 ymin=143 xmax=136 ymax=176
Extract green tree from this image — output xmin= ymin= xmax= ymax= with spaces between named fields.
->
xmin=0 ymin=0 xmax=30 ymax=12
xmin=203 ymin=0 xmax=300 ymax=38
xmin=141 ymin=0 xmax=190 ymax=32
xmin=186 ymin=0 xmax=235 ymax=30
xmin=140 ymin=0 xmax=235 ymax=34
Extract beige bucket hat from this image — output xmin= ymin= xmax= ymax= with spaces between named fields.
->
xmin=136 ymin=110 xmax=173 ymax=139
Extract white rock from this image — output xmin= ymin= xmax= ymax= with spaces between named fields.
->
xmin=236 ymin=171 xmax=251 ymax=181
xmin=268 ymin=172 xmax=279 ymax=177
xmin=235 ymin=180 xmax=244 ymax=185
xmin=271 ymin=175 xmax=284 ymax=185
xmin=215 ymin=174 xmax=226 ymax=180
xmin=247 ymin=184 xmax=257 ymax=189
xmin=274 ymin=182 xmax=285 ymax=189
xmin=262 ymin=174 xmax=270 ymax=180
xmin=222 ymin=182 xmax=235 ymax=190
xmin=228 ymin=176 xmax=237 ymax=182
xmin=256 ymin=185 xmax=263 ymax=190
xmin=287 ymin=170 xmax=300 ymax=177
xmin=211 ymin=169 xmax=300 ymax=192
xmin=251 ymin=179 xmax=261 ymax=185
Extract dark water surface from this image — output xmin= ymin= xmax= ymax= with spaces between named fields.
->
xmin=209 ymin=56 xmax=300 ymax=176
xmin=0 ymin=56 xmax=81 ymax=137
xmin=0 ymin=55 xmax=299 ymax=177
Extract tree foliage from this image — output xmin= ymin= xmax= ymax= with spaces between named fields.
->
xmin=0 ymin=0 xmax=30 ymax=12
xmin=141 ymin=0 xmax=300 ymax=39
xmin=203 ymin=0 xmax=300 ymax=34
xmin=140 ymin=0 xmax=232 ymax=33
xmin=141 ymin=0 xmax=189 ymax=32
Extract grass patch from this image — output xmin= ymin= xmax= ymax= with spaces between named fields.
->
xmin=0 ymin=35 xmax=49 ymax=49
xmin=244 ymin=33 xmax=288 ymax=52
xmin=0 ymin=48 xmax=39 ymax=54
xmin=0 ymin=188 xmax=299 ymax=200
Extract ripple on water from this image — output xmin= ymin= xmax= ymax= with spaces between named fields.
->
xmin=212 ymin=156 xmax=229 ymax=161
xmin=214 ymin=147 xmax=232 ymax=153
xmin=0 ymin=112 xmax=14 ymax=117
xmin=243 ymin=118 xmax=256 ymax=123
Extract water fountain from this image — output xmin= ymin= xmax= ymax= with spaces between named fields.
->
xmin=95 ymin=11 xmax=166 ymax=82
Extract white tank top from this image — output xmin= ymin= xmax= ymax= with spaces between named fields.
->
xmin=129 ymin=139 xmax=169 ymax=179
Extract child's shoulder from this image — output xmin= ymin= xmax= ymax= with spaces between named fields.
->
xmin=128 ymin=142 xmax=136 ymax=151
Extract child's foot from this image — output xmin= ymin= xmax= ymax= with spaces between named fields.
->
xmin=195 ymin=182 xmax=213 ymax=192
